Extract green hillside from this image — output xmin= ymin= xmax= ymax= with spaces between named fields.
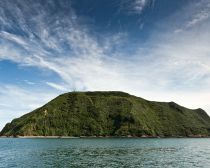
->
xmin=1 ymin=91 xmax=210 ymax=137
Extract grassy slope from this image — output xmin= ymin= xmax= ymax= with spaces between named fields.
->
xmin=1 ymin=91 xmax=210 ymax=137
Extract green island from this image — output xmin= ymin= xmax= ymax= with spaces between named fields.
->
xmin=1 ymin=91 xmax=210 ymax=137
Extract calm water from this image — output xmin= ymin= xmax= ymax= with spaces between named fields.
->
xmin=0 ymin=138 xmax=210 ymax=168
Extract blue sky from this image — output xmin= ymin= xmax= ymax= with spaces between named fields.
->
xmin=0 ymin=0 xmax=210 ymax=129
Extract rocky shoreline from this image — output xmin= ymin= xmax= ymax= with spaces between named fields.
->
xmin=0 ymin=134 xmax=209 ymax=138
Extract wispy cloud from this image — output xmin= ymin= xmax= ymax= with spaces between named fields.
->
xmin=24 ymin=80 xmax=35 ymax=85
xmin=174 ymin=0 xmax=210 ymax=33
xmin=186 ymin=10 xmax=209 ymax=28
xmin=46 ymin=82 xmax=67 ymax=91
xmin=133 ymin=0 xmax=148 ymax=14
xmin=0 ymin=0 xmax=209 ymax=95
xmin=0 ymin=84 xmax=57 ymax=129
xmin=122 ymin=0 xmax=155 ymax=14
xmin=0 ymin=0 xmax=128 ymax=91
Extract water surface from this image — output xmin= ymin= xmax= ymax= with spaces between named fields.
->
xmin=0 ymin=138 xmax=210 ymax=168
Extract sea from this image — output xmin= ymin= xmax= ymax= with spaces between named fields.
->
xmin=0 ymin=138 xmax=210 ymax=168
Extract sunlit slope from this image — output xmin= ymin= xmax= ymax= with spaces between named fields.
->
xmin=1 ymin=91 xmax=210 ymax=137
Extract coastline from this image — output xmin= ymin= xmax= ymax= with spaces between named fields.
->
xmin=0 ymin=135 xmax=209 ymax=138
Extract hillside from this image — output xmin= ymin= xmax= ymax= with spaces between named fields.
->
xmin=1 ymin=91 xmax=210 ymax=137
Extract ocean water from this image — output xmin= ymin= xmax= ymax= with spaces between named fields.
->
xmin=0 ymin=138 xmax=210 ymax=168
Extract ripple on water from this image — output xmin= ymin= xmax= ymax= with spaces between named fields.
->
xmin=0 ymin=138 xmax=210 ymax=168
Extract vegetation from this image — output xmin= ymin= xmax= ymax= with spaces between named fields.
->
xmin=1 ymin=91 xmax=210 ymax=137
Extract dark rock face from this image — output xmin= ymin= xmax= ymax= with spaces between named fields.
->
xmin=1 ymin=91 xmax=210 ymax=137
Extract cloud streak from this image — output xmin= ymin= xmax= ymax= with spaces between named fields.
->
xmin=46 ymin=82 xmax=67 ymax=91
xmin=132 ymin=0 xmax=148 ymax=13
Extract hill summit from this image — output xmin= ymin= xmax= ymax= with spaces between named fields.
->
xmin=1 ymin=91 xmax=210 ymax=137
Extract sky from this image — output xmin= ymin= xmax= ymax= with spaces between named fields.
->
xmin=0 ymin=0 xmax=210 ymax=130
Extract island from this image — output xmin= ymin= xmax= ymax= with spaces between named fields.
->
xmin=1 ymin=91 xmax=210 ymax=138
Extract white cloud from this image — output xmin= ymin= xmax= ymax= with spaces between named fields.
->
xmin=186 ymin=11 xmax=209 ymax=28
xmin=0 ymin=31 xmax=28 ymax=46
xmin=24 ymin=80 xmax=35 ymax=85
xmin=125 ymin=0 xmax=154 ymax=14
xmin=119 ymin=0 xmax=154 ymax=15
xmin=46 ymin=82 xmax=67 ymax=92
xmin=0 ymin=85 xmax=58 ymax=130
xmin=133 ymin=0 xmax=148 ymax=13
xmin=174 ymin=0 xmax=210 ymax=32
